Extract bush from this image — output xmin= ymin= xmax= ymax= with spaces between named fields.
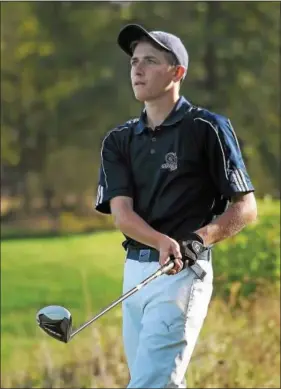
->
xmin=213 ymin=198 xmax=280 ymax=298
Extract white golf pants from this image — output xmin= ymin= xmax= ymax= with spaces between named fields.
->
xmin=122 ymin=257 xmax=213 ymax=388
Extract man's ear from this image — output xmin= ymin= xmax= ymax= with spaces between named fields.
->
xmin=173 ymin=65 xmax=186 ymax=82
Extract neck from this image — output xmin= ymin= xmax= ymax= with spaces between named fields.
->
xmin=145 ymin=90 xmax=180 ymax=129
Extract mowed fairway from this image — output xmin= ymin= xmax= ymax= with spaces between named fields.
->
xmin=1 ymin=230 xmax=126 ymax=373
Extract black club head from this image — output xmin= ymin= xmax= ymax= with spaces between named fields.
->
xmin=36 ymin=305 xmax=72 ymax=343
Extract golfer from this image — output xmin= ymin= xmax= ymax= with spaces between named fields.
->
xmin=95 ymin=24 xmax=257 ymax=388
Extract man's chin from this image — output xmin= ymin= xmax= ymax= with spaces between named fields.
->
xmin=134 ymin=93 xmax=160 ymax=103
xmin=134 ymin=92 xmax=147 ymax=102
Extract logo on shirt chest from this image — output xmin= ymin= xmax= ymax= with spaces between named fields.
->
xmin=161 ymin=152 xmax=178 ymax=172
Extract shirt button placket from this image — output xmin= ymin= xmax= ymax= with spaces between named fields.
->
xmin=150 ymin=133 xmax=157 ymax=154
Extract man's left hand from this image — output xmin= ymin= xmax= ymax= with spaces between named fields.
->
xmin=179 ymin=232 xmax=206 ymax=266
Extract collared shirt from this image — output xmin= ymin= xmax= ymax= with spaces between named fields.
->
xmin=95 ymin=96 xmax=254 ymax=249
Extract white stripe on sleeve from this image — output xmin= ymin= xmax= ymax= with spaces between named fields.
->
xmin=194 ymin=118 xmax=228 ymax=180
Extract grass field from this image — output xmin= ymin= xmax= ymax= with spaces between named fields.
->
xmin=1 ymin=199 xmax=280 ymax=388
xmin=1 ymin=232 xmax=125 ymax=360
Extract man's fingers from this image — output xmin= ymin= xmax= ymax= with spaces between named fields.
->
xmin=167 ymin=245 xmax=182 ymax=274
xmin=159 ymin=252 xmax=170 ymax=267
xmin=159 ymin=242 xmax=183 ymax=275
xmin=172 ymin=245 xmax=182 ymax=260
xmin=169 ymin=258 xmax=183 ymax=275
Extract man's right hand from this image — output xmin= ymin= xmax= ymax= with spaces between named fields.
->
xmin=110 ymin=197 xmax=183 ymax=274
xmin=156 ymin=235 xmax=183 ymax=275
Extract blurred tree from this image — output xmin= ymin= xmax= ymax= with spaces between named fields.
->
xmin=1 ymin=1 xmax=280 ymax=217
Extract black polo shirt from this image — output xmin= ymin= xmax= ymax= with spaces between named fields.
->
xmin=95 ymin=96 xmax=254 ymax=249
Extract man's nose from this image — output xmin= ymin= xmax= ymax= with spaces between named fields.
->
xmin=134 ymin=61 xmax=145 ymax=74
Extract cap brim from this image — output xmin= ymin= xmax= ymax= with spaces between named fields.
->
xmin=117 ymin=24 xmax=171 ymax=56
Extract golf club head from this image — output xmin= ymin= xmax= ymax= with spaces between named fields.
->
xmin=36 ymin=305 xmax=72 ymax=343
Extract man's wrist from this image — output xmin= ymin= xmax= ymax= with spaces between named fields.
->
xmin=151 ymin=232 xmax=167 ymax=251
xmin=179 ymin=231 xmax=207 ymax=264
xmin=194 ymin=230 xmax=209 ymax=247
xmin=189 ymin=232 xmax=204 ymax=245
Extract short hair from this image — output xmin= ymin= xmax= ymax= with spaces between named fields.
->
xmin=130 ymin=37 xmax=179 ymax=67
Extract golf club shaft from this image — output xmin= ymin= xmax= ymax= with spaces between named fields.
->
xmin=70 ymin=259 xmax=175 ymax=339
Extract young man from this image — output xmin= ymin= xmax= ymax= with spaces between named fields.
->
xmin=95 ymin=24 xmax=257 ymax=388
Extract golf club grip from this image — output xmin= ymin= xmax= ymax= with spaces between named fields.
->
xmin=70 ymin=259 xmax=175 ymax=339
xmin=158 ymin=259 xmax=175 ymax=274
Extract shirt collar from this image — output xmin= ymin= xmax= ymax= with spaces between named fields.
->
xmin=135 ymin=96 xmax=192 ymax=135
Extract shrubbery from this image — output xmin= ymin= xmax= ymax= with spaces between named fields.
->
xmin=212 ymin=199 xmax=280 ymax=298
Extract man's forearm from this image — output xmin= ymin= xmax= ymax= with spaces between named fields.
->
xmin=114 ymin=209 xmax=163 ymax=249
xmin=196 ymin=193 xmax=258 ymax=247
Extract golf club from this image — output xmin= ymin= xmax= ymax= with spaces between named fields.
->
xmin=36 ymin=258 xmax=175 ymax=343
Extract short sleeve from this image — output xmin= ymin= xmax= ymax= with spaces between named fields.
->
xmin=196 ymin=116 xmax=255 ymax=198
xmin=94 ymin=130 xmax=133 ymax=214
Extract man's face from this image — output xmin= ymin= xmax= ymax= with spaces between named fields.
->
xmin=130 ymin=41 xmax=178 ymax=102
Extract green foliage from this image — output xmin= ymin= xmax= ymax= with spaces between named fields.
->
xmin=213 ymin=198 xmax=280 ymax=298
xmin=1 ymin=1 xmax=280 ymax=203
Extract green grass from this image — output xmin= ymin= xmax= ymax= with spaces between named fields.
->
xmin=1 ymin=198 xmax=280 ymax=387
xmin=1 ymin=230 xmax=126 ymax=370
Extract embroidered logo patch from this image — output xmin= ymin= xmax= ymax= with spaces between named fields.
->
xmin=161 ymin=152 xmax=178 ymax=172
xmin=139 ymin=250 xmax=150 ymax=261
